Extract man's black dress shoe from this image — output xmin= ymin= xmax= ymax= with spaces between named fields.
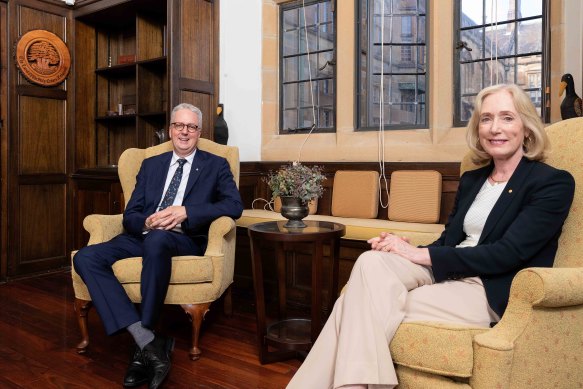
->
xmin=142 ymin=335 xmax=175 ymax=389
xmin=123 ymin=345 xmax=148 ymax=387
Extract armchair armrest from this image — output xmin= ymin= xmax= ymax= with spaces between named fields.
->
xmin=471 ymin=267 xmax=583 ymax=388
xmin=204 ymin=216 xmax=237 ymax=298
xmin=83 ymin=214 xmax=124 ymax=245
xmin=475 ymin=267 xmax=583 ymax=348
xmin=204 ymin=216 xmax=236 ymax=256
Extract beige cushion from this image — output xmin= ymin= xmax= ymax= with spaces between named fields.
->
xmin=111 ymin=256 xmax=213 ymax=284
xmin=388 ymin=170 xmax=442 ymax=223
xmin=331 ymin=170 xmax=380 ymax=218
xmin=236 ymin=209 xmax=443 ymax=246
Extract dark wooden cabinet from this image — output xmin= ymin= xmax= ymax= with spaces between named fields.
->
xmin=72 ymin=169 xmax=123 ymax=250
xmin=71 ymin=0 xmax=220 ymax=251
xmin=74 ymin=0 xmax=218 ymax=169
xmin=0 ymin=0 xmax=219 ymax=278
xmin=75 ymin=1 xmax=169 ymax=168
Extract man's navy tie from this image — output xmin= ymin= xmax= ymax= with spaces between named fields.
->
xmin=159 ymin=158 xmax=187 ymax=210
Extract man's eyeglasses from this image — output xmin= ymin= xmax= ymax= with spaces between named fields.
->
xmin=171 ymin=122 xmax=201 ymax=133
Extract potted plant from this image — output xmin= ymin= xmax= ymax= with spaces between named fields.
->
xmin=265 ymin=162 xmax=326 ymax=228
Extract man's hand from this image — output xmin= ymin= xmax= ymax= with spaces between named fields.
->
xmin=145 ymin=206 xmax=187 ymax=231
xmin=367 ymin=231 xmax=431 ymax=266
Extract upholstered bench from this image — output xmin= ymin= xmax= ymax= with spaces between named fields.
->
xmin=236 ymin=170 xmax=445 ymax=246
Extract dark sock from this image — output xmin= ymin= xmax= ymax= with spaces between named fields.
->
xmin=127 ymin=321 xmax=155 ymax=350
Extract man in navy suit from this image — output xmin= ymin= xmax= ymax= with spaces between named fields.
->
xmin=74 ymin=103 xmax=243 ymax=389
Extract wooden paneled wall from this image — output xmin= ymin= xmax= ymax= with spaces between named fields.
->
xmin=1 ymin=0 xmax=8 ymax=280
xmin=1 ymin=0 xmax=220 ymax=279
xmin=3 ymin=0 xmax=72 ymax=279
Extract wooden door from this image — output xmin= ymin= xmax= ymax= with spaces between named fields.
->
xmin=168 ymin=0 xmax=219 ymax=140
xmin=0 ymin=0 xmax=7 ymax=281
xmin=6 ymin=0 xmax=72 ymax=277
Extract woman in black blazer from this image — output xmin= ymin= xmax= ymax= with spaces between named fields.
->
xmin=287 ymin=84 xmax=575 ymax=389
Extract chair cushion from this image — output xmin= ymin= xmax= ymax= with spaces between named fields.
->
xmin=389 ymin=170 xmax=442 ymax=223
xmin=236 ymin=209 xmax=444 ymax=246
xmin=390 ymin=322 xmax=488 ymax=378
xmin=112 ymin=255 xmax=213 ymax=284
xmin=331 ymin=170 xmax=380 ymax=218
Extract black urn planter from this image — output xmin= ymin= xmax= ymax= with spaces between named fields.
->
xmin=280 ymin=196 xmax=309 ymax=228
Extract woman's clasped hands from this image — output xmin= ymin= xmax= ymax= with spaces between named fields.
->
xmin=367 ymin=231 xmax=432 ymax=266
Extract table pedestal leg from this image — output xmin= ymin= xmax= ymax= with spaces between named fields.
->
xmin=311 ymin=241 xmax=323 ymax=343
xmin=276 ymin=241 xmax=287 ymax=319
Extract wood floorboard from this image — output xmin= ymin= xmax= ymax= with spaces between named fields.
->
xmin=0 ymin=271 xmax=301 ymax=388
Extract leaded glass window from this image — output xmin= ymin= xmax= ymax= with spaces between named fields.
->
xmin=454 ymin=0 xmax=548 ymax=125
xmin=280 ymin=0 xmax=336 ymax=133
xmin=357 ymin=0 xmax=427 ymax=130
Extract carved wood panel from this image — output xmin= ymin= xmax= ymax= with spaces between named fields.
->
xmin=1 ymin=1 xmax=7 ymax=280
xmin=17 ymin=5 xmax=69 ymax=90
xmin=72 ymin=174 xmax=122 ymax=250
xmin=179 ymin=90 xmax=213 ymax=140
xmin=169 ymin=0 xmax=219 ymax=140
xmin=18 ymin=184 xmax=67 ymax=272
xmin=6 ymin=0 xmax=71 ymax=278
xmin=19 ymin=96 xmax=66 ymax=174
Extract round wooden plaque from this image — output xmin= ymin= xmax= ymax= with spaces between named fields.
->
xmin=15 ymin=30 xmax=71 ymax=87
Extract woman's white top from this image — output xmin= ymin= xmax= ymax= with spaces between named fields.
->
xmin=457 ymin=179 xmax=507 ymax=248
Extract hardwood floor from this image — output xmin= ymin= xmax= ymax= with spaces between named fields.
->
xmin=0 ymin=271 xmax=301 ymax=388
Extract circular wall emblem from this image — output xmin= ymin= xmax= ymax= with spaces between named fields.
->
xmin=15 ymin=30 xmax=71 ymax=87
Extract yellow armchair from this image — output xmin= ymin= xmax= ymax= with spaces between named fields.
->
xmin=71 ymin=138 xmax=240 ymax=361
xmin=389 ymin=117 xmax=583 ymax=388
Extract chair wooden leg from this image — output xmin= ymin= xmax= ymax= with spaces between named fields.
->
xmin=223 ymin=285 xmax=233 ymax=317
xmin=181 ymin=302 xmax=211 ymax=361
xmin=74 ymin=298 xmax=93 ymax=354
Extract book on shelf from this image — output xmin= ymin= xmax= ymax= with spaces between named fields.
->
xmin=118 ymin=54 xmax=136 ymax=64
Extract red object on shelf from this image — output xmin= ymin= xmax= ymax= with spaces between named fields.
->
xmin=118 ymin=54 xmax=136 ymax=64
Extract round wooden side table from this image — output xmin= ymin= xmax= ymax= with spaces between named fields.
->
xmin=247 ymin=220 xmax=346 ymax=364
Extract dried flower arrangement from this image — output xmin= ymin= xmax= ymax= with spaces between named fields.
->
xmin=265 ymin=162 xmax=326 ymax=203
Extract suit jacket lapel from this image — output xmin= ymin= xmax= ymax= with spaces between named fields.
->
xmin=479 ymin=157 xmax=533 ymax=243
xmin=152 ymin=152 xmax=172 ymax=207
xmin=184 ymin=149 xmax=205 ymax=198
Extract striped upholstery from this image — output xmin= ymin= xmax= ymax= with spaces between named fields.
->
xmin=331 ymin=170 xmax=380 ymax=219
xmin=388 ymin=170 xmax=442 ymax=223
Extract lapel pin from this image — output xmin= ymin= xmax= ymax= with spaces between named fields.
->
xmin=508 ymin=189 xmax=513 ymax=193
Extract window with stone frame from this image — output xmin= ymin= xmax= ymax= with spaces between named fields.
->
xmin=357 ymin=0 xmax=427 ymax=130
xmin=454 ymin=0 xmax=549 ymax=125
xmin=280 ymin=0 xmax=336 ymax=133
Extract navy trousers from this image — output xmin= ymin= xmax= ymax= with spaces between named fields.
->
xmin=73 ymin=230 xmax=203 ymax=335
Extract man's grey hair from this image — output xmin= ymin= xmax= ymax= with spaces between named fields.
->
xmin=171 ymin=103 xmax=203 ymax=125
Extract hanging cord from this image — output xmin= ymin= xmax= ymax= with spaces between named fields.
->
xmin=252 ymin=1 xmax=318 ymax=209
xmin=489 ymin=0 xmax=499 ymax=85
xmin=296 ymin=0 xmax=318 ymax=163
xmin=377 ymin=0 xmax=389 ymax=208
xmin=252 ymin=197 xmax=275 ymax=211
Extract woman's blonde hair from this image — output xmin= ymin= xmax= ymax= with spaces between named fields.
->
xmin=466 ymin=84 xmax=549 ymax=164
